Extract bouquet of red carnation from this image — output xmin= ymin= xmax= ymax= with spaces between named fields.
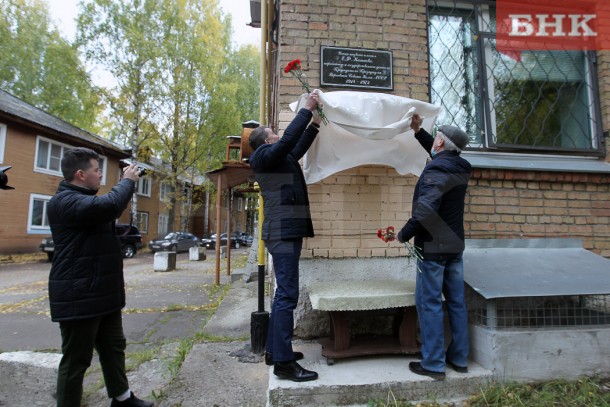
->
xmin=377 ymin=225 xmax=423 ymax=272
xmin=284 ymin=59 xmax=329 ymax=125
xmin=377 ymin=226 xmax=396 ymax=243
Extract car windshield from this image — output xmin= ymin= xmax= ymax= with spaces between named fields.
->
xmin=163 ymin=233 xmax=177 ymax=239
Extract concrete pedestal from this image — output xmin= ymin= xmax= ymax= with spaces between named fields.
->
xmin=154 ymin=251 xmax=176 ymax=272
xmin=189 ymin=246 xmax=206 ymax=261
xmin=0 ymin=351 xmax=61 ymax=406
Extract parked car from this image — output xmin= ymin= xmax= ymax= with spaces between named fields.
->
xmin=201 ymin=233 xmax=240 ymax=250
xmin=237 ymin=233 xmax=253 ymax=246
xmin=39 ymin=224 xmax=143 ymax=261
xmin=149 ymin=232 xmax=201 ymax=253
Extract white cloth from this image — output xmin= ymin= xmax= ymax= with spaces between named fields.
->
xmin=289 ymin=91 xmax=442 ymax=184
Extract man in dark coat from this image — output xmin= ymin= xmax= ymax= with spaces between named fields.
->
xmin=249 ymin=92 xmax=321 ymax=382
xmin=47 ymin=147 xmax=152 ymax=407
xmin=397 ymin=114 xmax=472 ymax=380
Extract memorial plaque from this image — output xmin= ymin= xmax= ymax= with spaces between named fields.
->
xmin=320 ymin=46 xmax=393 ymax=90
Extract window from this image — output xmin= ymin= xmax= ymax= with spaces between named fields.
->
xmin=98 ymin=156 xmax=107 ymax=185
xmin=136 ymin=176 xmax=151 ymax=197
xmin=28 ymin=194 xmax=51 ymax=232
xmin=35 ymin=137 xmax=66 ymax=174
xmin=158 ymin=214 xmax=169 ymax=235
xmin=427 ymin=1 xmax=602 ymax=153
xmin=136 ymin=211 xmax=149 ymax=233
xmin=160 ymin=182 xmax=173 ymax=202
xmin=34 ymin=137 xmax=108 ymax=182
xmin=0 ymin=123 xmax=6 ymax=164
xmin=237 ymin=197 xmax=243 ymax=212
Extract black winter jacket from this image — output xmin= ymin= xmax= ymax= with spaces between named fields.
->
xmin=397 ymin=129 xmax=472 ymax=261
xmin=249 ymin=108 xmax=319 ymax=241
xmin=47 ymin=179 xmax=135 ymax=322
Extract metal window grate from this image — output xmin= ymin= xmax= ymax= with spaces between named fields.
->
xmin=466 ymin=285 xmax=610 ymax=329
xmin=427 ymin=0 xmax=601 ymax=153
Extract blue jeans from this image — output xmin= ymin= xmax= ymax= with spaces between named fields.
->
xmin=265 ymin=238 xmax=303 ymax=362
xmin=415 ymin=254 xmax=469 ymax=372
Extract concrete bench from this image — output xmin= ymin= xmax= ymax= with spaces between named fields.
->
xmin=307 ymin=280 xmax=418 ymax=364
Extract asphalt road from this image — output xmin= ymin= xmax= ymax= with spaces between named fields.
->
xmin=0 ymin=249 xmax=247 ymax=353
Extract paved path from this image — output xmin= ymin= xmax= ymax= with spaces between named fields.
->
xmin=0 ymin=249 xmax=270 ymax=406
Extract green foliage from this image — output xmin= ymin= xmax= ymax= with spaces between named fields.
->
xmin=77 ymin=0 xmax=260 ymax=228
xmin=0 ymin=0 xmax=101 ymax=131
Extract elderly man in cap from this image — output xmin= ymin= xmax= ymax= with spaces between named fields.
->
xmin=397 ymin=114 xmax=472 ymax=380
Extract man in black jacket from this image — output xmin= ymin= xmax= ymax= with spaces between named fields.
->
xmin=47 ymin=147 xmax=152 ymax=407
xmin=397 ymin=115 xmax=472 ymax=380
xmin=249 ymin=92 xmax=321 ymax=382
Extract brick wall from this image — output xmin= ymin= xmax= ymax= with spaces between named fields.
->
xmin=278 ymin=0 xmax=428 ymax=125
xmin=466 ymin=170 xmax=610 ymax=258
xmin=277 ymin=0 xmax=610 ymax=260
xmin=0 ymin=121 xmax=124 ymax=253
xmin=303 ymin=166 xmax=417 ymax=259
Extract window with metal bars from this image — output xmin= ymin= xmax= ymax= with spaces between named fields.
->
xmin=427 ymin=0 xmax=603 ymax=154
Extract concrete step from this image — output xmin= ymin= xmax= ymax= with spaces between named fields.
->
xmin=268 ymin=342 xmax=493 ymax=406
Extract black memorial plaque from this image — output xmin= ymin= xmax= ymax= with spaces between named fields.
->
xmin=320 ymin=46 xmax=393 ymax=90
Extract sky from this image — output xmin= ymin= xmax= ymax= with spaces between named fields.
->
xmin=45 ymin=0 xmax=261 ymax=47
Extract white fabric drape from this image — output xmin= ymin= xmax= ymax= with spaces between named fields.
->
xmin=289 ymin=91 xmax=442 ymax=184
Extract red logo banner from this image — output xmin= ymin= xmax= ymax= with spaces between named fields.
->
xmin=497 ymin=0 xmax=610 ymax=59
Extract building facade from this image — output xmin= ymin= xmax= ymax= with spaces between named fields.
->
xmin=270 ymin=0 xmax=610 ymax=259
xmin=0 ymin=90 xmax=201 ymax=253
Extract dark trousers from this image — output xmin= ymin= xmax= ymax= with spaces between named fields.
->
xmin=56 ymin=310 xmax=129 ymax=407
xmin=265 ymin=238 xmax=303 ymax=362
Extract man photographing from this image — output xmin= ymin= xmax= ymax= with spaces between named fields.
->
xmin=47 ymin=147 xmax=153 ymax=407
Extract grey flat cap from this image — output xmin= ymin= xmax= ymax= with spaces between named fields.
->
xmin=438 ymin=125 xmax=468 ymax=150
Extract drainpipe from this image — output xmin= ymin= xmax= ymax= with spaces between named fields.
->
xmin=251 ymin=0 xmax=270 ymax=354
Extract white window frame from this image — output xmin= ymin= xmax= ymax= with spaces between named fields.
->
xmin=136 ymin=211 xmax=149 ymax=233
xmin=28 ymin=193 xmax=52 ymax=233
xmin=34 ymin=136 xmax=107 ymax=184
xmin=0 ymin=123 xmax=6 ymax=164
xmin=136 ymin=176 xmax=152 ymax=197
xmin=237 ymin=197 xmax=243 ymax=212
xmin=160 ymin=182 xmax=173 ymax=202
xmin=158 ymin=213 xmax=169 ymax=235
xmin=97 ymin=156 xmax=108 ymax=185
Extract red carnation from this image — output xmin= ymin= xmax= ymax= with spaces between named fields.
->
xmin=284 ymin=59 xmax=301 ymax=74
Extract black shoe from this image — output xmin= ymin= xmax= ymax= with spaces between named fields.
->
xmin=447 ymin=360 xmax=468 ymax=373
xmin=273 ymin=360 xmax=318 ymax=382
xmin=409 ymin=361 xmax=445 ymax=380
xmin=110 ymin=392 xmax=154 ymax=407
xmin=265 ymin=351 xmax=304 ymax=366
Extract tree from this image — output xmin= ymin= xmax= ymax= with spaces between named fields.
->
xmin=0 ymin=0 xmax=101 ymax=131
xmin=77 ymin=0 xmax=260 ymax=232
